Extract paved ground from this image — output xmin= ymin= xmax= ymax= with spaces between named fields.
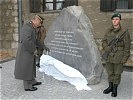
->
xmin=0 ymin=59 xmax=133 ymax=100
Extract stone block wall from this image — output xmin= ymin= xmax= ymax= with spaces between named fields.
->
xmin=0 ymin=0 xmax=18 ymax=61
xmin=79 ymin=0 xmax=133 ymax=65
xmin=0 ymin=0 xmax=132 ymax=65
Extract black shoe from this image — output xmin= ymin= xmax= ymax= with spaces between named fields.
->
xmin=111 ymin=84 xmax=118 ymax=97
xmin=36 ymin=63 xmax=40 ymax=68
xmin=111 ymin=92 xmax=117 ymax=97
xmin=25 ymin=87 xmax=37 ymax=91
xmin=32 ymin=82 xmax=42 ymax=86
xmin=103 ymin=82 xmax=113 ymax=94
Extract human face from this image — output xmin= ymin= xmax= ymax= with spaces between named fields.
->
xmin=112 ymin=17 xmax=120 ymax=28
xmin=36 ymin=18 xmax=42 ymax=28
xmin=33 ymin=17 xmax=42 ymax=28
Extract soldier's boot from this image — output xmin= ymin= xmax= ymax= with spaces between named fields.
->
xmin=103 ymin=82 xmax=113 ymax=94
xmin=111 ymin=84 xmax=118 ymax=97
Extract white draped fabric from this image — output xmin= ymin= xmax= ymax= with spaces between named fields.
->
xmin=39 ymin=54 xmax=91 ymax=91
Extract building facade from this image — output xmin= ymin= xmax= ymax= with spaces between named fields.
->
xmin=0 ymin=0 xmax=133 ymax=65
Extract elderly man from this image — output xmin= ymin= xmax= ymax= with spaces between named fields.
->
xmin=102 ymin=13 xmax=131 ymax=97
xmin=14 ymin=15 xmax=44 ymax=91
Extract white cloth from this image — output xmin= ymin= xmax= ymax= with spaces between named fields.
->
xmin=39 ymin=54 xmax=91 ymax=91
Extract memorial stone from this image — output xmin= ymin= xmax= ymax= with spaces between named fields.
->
xmin=44 ymin=6 xmax=103 ymax=84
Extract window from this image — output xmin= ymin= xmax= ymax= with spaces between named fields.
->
xmin=100 ymin=0 xmax=133 ymax=12
xmin=43 ymin=0 xmax=65 ymax=11
xmin=29 ymin=0 xmax=41 ymax=13
xmin=29 ymin=0 xmax=78 ymax=13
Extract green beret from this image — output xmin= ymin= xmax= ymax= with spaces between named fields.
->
xmin=111 ymin=13 xmax=121 ymax=20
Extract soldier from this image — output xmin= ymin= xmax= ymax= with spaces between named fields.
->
xmin=36 ymin=25 xmax=50 ymax=67
xmin=14 ymin=15 xmax=44 ymax=91
xmin=102 ymin=13 xmax=131 ymax=97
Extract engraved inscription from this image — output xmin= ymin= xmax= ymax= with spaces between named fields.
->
xmin=47 ymin=31 xmax=83 ymax=58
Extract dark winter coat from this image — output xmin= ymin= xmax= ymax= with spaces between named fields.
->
xmin=14 ymin=22 xmax=37 ymax=80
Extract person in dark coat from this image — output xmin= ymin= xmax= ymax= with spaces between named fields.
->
xmin=14 ymin=15 xmax=44 ymax=91
xmin=102 ymin=13 xmax=131 ymax=97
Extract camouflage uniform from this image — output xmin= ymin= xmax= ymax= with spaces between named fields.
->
xmin=102 ymin=26 xmax=131 ymax=84
xmin=36 ymin=26 xmax=49 ymax=67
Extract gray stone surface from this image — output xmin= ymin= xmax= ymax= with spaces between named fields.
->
xmin=45 ymin=6 xmax=103 ymax=84
xmin=0 ymin=60 xmax=133 ymax=99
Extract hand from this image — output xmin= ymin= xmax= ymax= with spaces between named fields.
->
xmin=105 ymin=46 xmax=111 ymax=52
xmin=121 ymin=59 xmax=127 ymax=64
xmin=45 ymin=47 xmax=50 ymax=52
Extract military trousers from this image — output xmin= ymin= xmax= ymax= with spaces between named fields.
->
xmin=23 ymin=56 xmax=37 ymax=89
xmin=105 ymin=62 xmax=124 ymax=84
xmin=37 ymin=48 xmax=44 ymax=57
xmin=23 ymin=79 xmax=37 ymax=89
xmin=36 ymin=48 xmax=44 ymax=64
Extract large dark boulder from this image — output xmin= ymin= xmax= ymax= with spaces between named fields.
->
xmin=44 ymin=6 xmax=103 ymax=84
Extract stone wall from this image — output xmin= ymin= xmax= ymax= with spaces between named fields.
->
xmin=79 ymin=0 xmax=133 ymax=65
xmin=0 ymin=0 xmax=18 ymax=61
xmin=82 ymin=0 xmax=132 ymax=64
xmin=22 ymin=0 xmax=133 ymax=64
xmin=0 ymin=0 xmax=132 ymax=64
